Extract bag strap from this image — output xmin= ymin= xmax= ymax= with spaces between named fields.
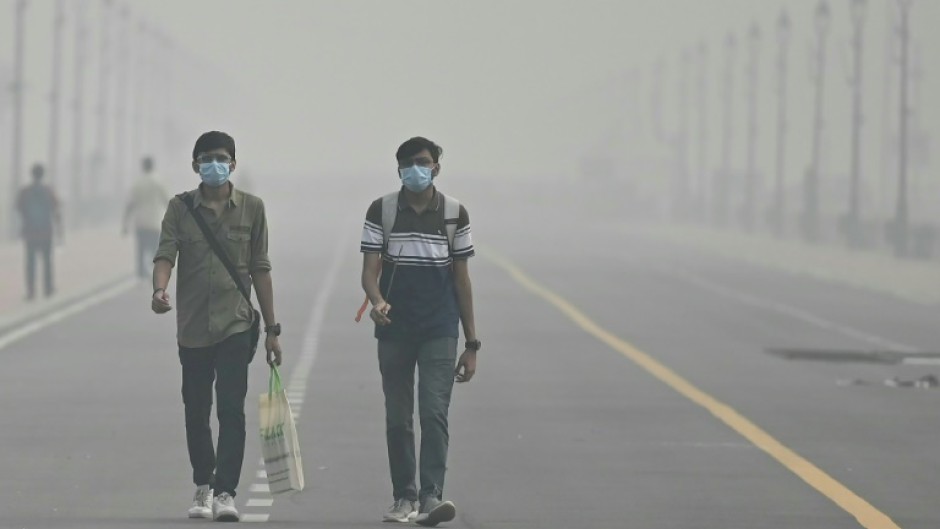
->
xmin=177 ymin=192 xmax=253 ymax=306
xmin=381 ymin=191 xmax=461 ymax=253
xmin=380 ymin=192 xmax=398 ymax=250
xmin=269 ymin=365 xmax=283 ymax=395
xmin=442 ymin=193 xmax=460 ymax=252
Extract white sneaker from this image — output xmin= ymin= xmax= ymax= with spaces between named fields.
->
xmin=383 ymin=498 xmax=418 ymax=523
xmin=188 ymin=485 xmax=213 ymax=519
xmin=213 ymin=492 xmax=240 ymax=522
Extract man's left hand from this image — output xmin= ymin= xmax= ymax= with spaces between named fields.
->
xmin=266 ymin=334 xmax=282 ymax=366
xmin=455 ymin=350 xmax=476 ymax=383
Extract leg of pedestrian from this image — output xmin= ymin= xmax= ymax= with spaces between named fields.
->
xmin=415 ymin=337 xmax=458 ymax=527
xmin=135 ymin=229 xmax=146 ymax=279
xmin=24 ymin=241 xmax=36 ymax=301
xmin=179 ymin=344 xmax=218 ymax=519
xmin=378 ymin=339 xmax=420 ymax=522
xmin=144 ymin=229 xmax=160 ymax=274
xmin=213 ymin=331 xmax=251 ymax=522
xmin=42 ymin=239 xmax=54 ymax=297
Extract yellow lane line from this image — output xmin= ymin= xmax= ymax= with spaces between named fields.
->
xmin=488 ymin=252 xmax=901 ymax=529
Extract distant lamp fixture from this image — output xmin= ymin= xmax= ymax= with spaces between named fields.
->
xmin=815 ymin=0 xmax=832 ymax=34
xmin=749 ymin=21 xmax=761 ymax=43
xmin=850 ymin=0 xmax=868 ymax=23
xmin=777 ymin=10 xmax=791 ymax=43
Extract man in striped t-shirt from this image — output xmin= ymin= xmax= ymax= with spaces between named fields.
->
xmin=360 ymin=137 xmax=479 ymax=526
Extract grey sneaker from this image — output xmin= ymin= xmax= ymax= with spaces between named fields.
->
xmin=212 ymin=492 xmax=240 ymax=522
xmin=383 ymin=498 xmax=418 ymax=523
xmin=188 ymin=485 xmax=213 ymax=519
xmin=415 ymin=497 xmax=456 ymax=527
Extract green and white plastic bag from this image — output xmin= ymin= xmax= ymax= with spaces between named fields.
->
xmin=259 ymin=365 xmax=305 ymax=493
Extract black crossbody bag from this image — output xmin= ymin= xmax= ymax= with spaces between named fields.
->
xmin=178 ymin=193 xmax=261 ymax=360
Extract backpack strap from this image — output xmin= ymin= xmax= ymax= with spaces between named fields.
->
xmin=442 ymin=193 xmax=460 ymax=252
xmin=380 ymin=192 xmax=399 ymax=251
xmin=380 ymin=190 xmax=460 ymax=253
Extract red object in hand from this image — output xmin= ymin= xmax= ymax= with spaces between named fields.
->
xmin=355 ymin=296 xmax=369 ymax=323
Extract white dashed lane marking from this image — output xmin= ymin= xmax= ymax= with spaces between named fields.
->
xmin=240 ymin=236 xmax=347 ymax=522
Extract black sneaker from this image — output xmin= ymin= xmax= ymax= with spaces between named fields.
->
xmin=415 ymin=497 xmax=456 ymax=527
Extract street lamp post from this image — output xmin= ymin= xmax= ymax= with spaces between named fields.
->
xmin=717 ymin=33 xmax=736 ymax=226
xmin=10 ymin=0 xmax=27 ymax=237
xmin=679 ymin=48 xmax=692 ymax=218
xmin=132 ymin=21 xmax=149 ymax=165
xmin=94 ymin=0 xmax=112 ymax=204
xmin=114 ymin=3 xmax=130 ymax=197
xmin=153 ymin=31 xmax=174 ymax=166
xmin=845 ymin=0 xmax=868 ymax=248
xmin=48 ymin=0 xmax=65 ymax=188
xmin=802 ymin=0 xmax=831 ymax=243
xmin=744 ymin=22 xmax=761 ymax=231
xmin=892 ymin=0 xmax=913 ymax=257
xmin=773 ymin=10 xmax=791 ymax=238
xmin=71 ymin=1 xmax=87 ymax=226
xmin=696 ymin=42 xmax=708 ymax=219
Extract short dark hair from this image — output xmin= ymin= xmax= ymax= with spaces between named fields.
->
xmin=193 ymin=131 xmax=235 ymax=161
xmin=31 ymin=163 xmax=44 ymax=180
xmin=396 ymin=137 xmax=442 ymax=163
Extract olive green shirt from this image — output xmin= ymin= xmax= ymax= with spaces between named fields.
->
xmin=154 ymin=184 xmax=271 ymax=348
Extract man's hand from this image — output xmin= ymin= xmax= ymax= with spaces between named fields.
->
xmin=151 ymin=289 xmax=172 ymax=314
xmin=370 ymin=301 xmax=392 ymax=326
xmin=455 ymin=350 xmax=477 ymax=383
xmin=266 ymin=334 xmax=282 ymax=366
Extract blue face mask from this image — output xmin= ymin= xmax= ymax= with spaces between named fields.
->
xmin=199 ymin=162 xmax=231 ymax=188
xmin=399 ymin=165 xmax=433 ymax=193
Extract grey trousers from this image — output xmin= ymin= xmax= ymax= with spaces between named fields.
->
xmin=378 ymin=337 xmax=458 ymax=502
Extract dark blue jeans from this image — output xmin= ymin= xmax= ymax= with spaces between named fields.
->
xmin=179 ymin=331 xmax=252 ymax=497
xmin=378 ymin=337 xmax=458 ymax=503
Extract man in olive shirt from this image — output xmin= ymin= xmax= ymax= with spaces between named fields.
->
xmin=151 ymin=131 xmax=283 ymax=522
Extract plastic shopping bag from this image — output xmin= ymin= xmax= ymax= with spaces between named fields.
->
xmin=259 ymin=365 xmax=305 ymax=493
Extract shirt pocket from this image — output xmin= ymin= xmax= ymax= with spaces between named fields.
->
xmin=179 ymin=230 xmax=207 ymax=251
xmin=225 ymin=228 xmax=252 ymax=265
xmin=177 ymin=229 xmax=210 ymax=269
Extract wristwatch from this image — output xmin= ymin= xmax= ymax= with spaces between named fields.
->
xmin=465 ymin=339 xmax=482 ymax=352
xmin=265 ymin=323 xmax=282 ymax=336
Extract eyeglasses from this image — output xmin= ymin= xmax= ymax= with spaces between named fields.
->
xmin=398 ymin=156 xmax=435 ymax=169
xmin=196 ymin=154 xmax=232 ymax=164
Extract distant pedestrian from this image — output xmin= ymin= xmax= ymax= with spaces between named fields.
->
xmin=16 ymin=163 xmax=61 ymax=300
xmin=124 ymin=156 xmax=169 ymax=278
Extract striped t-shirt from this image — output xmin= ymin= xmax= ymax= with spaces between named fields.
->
xmin=360 ymin=187 xmax=474 ymax=341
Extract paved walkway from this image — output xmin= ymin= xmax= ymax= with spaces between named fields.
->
xmin=0 ymin=225 xmax=137 ymax=328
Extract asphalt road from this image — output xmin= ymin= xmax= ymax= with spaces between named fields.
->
xmin=0 ymin=189 xmax=937 ymax=528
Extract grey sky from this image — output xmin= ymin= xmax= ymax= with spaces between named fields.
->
xmin=0 ymin=0 xmax=937 ymax=205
